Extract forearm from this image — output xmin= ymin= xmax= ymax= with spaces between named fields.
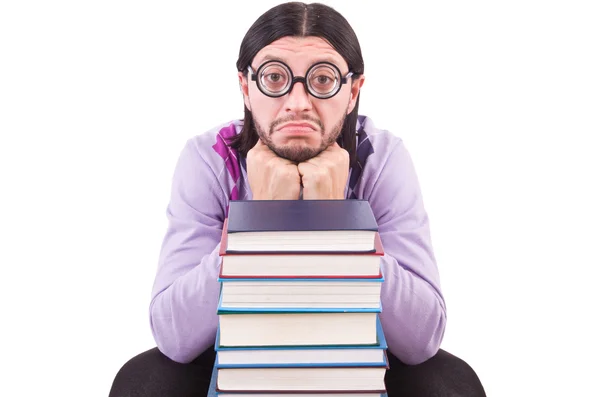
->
xmin=148 ymin=135 xmax=231 ymax=363
xmin=363 ymin=138 xmax=447 ymax=365
xmin=149 ymin=243 xmax=222 ymax=363
xmin=379 ymin=254 xmax=446 ymax=365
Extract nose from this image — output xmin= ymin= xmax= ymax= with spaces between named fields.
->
xmin=284 ymin=80 xmax=312 ymax=112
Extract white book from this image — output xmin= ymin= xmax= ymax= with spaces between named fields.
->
xmin=219 ymin=251 xmax=383 ymax=278
xmin=215 ymin=316 xmax=388 ymax=366
xmin=219 ymin=278 xmax=383 ymax=309
xmin=217 ymin=366 xmax=387 ymax=392
xmin=218 ymin=232 xmax=385 ymax=278
xmin=217 ymin=310 xmax=379 ymax=347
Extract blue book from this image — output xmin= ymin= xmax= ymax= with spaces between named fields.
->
xmin=215 ymin=315 xmax=388 ymax=368
xmin=217 ymin=293 xmax=380 ymax=347
xmin=211 ymin=360 xmax=388 ymax=394
xmin=224 ymin=199 xmax=378 ymax=253
xmin=208 ymin=360 xmax=388 ymax=396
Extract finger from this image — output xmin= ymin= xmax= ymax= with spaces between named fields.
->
xmin=300 ymin=156 xmax=320 ymax=167
xmin=254 ymin=138 xmax=267 ymax=148
xmin=297 ymin=161 xmax=317 ymax=176
xmin=253 ymin=138 xmax=278 ymax=157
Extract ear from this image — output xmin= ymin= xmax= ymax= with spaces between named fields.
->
xmin=347 ymin=75 xmax=365 ymax=115
xmin=238 ymin=71 xmax=252 ymax=111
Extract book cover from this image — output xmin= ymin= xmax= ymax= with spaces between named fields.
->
xmin=226 ymin=199 xmax=378 ymax=233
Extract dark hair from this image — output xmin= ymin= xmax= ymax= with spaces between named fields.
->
xmin=228 ymin=1 xmax=364 ymax=166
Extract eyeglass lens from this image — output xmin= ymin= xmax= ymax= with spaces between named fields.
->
xmin=258 ymin=62 xmax=341 ymax=97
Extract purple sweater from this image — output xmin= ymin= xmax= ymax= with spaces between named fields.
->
xmin=149 ymin=115 xmax=446 ymax=365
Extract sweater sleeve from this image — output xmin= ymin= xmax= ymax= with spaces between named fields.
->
xmin=366 ymin=140 xmax=447 ymax=365
xmin=149 ymin=138 xmax=227 ymax=363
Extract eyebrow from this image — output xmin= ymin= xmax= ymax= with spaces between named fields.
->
xmin=254 ymin=55 xmax=345 ymax=70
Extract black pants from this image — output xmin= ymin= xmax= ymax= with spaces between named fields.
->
xmin=109 ymin=346 xmax=486 ymax=397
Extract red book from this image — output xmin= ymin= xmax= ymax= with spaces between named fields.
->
xmin=219 ymin=219 xmax=384 ymax=279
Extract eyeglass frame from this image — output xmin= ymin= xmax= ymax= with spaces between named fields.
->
xmin=246 ymin=60 xmax=355 ymax=99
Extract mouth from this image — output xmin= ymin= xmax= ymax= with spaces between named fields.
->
xmin=277 ymin=122 xmax=318 ymax=132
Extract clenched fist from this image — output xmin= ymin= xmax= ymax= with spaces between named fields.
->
xmin=298 ymin=142 xmax=350 ymax=200
xmin=246 ymin=139 xmax=302 ymax=200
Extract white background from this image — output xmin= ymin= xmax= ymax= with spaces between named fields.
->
xmin=1 ymin=1 xmax=599 ymax=396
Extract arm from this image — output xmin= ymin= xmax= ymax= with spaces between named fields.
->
xmin=367 ymin=140 xmax=447 ymax=365
xmin=149 ymin=138 xmax=226 ymax=363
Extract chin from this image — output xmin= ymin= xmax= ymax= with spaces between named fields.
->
xmin=277 ymin=137 xmax=319 ymax=149
xmin=272 ymin=143 xmax=323 ymax=163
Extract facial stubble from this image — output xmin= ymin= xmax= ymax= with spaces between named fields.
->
xmin=253 ymin=111 xmax=347 ymax=163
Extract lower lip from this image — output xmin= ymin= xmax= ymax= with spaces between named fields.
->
xmin=279 ymin=126 xmax=316 ymax=134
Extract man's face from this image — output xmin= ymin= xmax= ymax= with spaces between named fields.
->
xmin=239 ymin=36 xmax=364 ymax=163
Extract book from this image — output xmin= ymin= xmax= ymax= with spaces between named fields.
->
xmin=219 ymin=228 xmax=384 ymax=278
xmin=210 ymin=198 xmax=388 ymax=396
xmin=217 ymin=299 xmax=380 ymax=348
xmin=217 ymin=393 xmax=385 ymax=396
xmin=208 ymin=359 xmax=388 ymax=397
xmin=224 ymin=200 xmax=378 ymax=253
xmin=218 ymin=275 xmax=384 ymax=310
xmin=216 ymin=366 xmax=388 ymax=393
xmin=215 ymin=315 xmax=388 ymax=366
xmin=216 ymin=366 xmax=387 ymax=393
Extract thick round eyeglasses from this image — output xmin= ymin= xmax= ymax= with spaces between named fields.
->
xmin=247 ymin=60 xmax=354 ymax=99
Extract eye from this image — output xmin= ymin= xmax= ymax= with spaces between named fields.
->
xmin=315 ymin=75 xmax=333 ymax=85
xmin=311 ymin=73 xmax=337 ymax=92
xmin=266 ymin=73 xmax=284 ymax=83
xmin=308 ymin=64 xmax=339 ymax=94
xmin=259 ymin=62 xmax=290 ymax=92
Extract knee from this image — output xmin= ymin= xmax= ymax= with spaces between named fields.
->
xmin=109 ymin=348 xmax=162 ymax=397
xmin=109 ymin=347 xmax=214 ymax=397
xmin=427 ymin=350 xmax=486 ymax=396
xmin=386 ymin=349 xmax=486 ymax=397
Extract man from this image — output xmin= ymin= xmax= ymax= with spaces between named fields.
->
xmin=110 ymin=2 xmax=486 ymax=396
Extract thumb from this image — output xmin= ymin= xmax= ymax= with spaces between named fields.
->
xmin=252 ymin=137 xmax=269 ymax=151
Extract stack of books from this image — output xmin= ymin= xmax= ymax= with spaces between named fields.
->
xmin=208 ymin=199 xmax=389 ymax=396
